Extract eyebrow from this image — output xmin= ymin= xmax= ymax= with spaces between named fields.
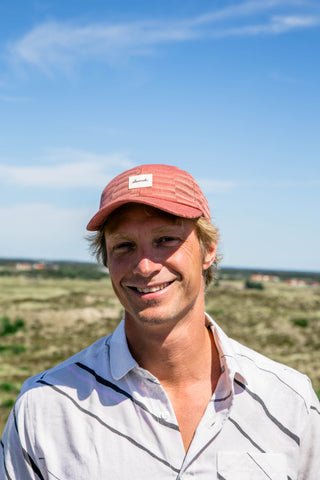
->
xmin=106 ymin=224 xmax=185 ymax=242
xmin=105 ymin=232 xmax=133 ymax=243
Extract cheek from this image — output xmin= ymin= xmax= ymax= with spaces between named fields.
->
xmin=108 ymin=254 xmax=134 ymax=285
xmin=107 ymin=256 xmax=122 ymax=282
xmin=183 ymin=238 xmax=202 ymax=263
xmin=172 ymin=242 xmax=203 ymax=273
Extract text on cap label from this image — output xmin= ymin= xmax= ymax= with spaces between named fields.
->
xmin=129 ymin=174 xmax=153 ymax=189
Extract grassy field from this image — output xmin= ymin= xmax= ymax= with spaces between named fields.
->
xmin=1 ymin=274 xmax=319 ymax=434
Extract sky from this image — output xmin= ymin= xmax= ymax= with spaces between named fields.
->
xmin=0 ymin=0 xmax=319 ymax=272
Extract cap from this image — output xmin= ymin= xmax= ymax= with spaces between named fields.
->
xmin=86 ymin=164 xmax=210 ymax=231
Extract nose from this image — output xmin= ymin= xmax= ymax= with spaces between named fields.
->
xmin=132 ymin=247 xmax=162 ymax=277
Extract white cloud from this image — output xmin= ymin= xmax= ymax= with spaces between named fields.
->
xmin=7 ymin=0 xmax=320 ymax=74
xmin=215 ymin=14 xmax=320 ymax=37
xmin=0 ymin=148 xmax=133 ymax=188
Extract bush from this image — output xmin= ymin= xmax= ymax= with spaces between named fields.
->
xmin=292 ymin=318 xmax=309 ymax=328
xmin=0 ymin=316 xmax=25 ymax=336
xmin=245 ymin=279 xmax=264 ymax=290
xmin=0 ymin=382 xmax=20 ymax=393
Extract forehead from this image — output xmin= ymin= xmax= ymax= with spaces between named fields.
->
xmin=104 ymin=203 xmax=183 ymax=233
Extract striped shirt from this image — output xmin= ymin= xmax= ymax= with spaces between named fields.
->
xmin=1 ymin=315 xmax=319 ymax=479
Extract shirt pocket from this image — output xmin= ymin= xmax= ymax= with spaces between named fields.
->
xmin=217 ymin=451 xmax=287 ymax=480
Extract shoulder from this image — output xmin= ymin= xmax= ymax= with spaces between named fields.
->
xmin=20 ymin=334 xmax=112 ymax=395
xmin=230 ymin=337 xmax=315 ymax=414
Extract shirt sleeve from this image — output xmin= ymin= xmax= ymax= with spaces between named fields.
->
xmin=0 ymin=393 xmax=45 ymax=480
xmin=297 ymin=385 xmax=320 ymax=480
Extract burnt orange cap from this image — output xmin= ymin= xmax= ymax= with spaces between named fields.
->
xmin=86 ymin=164 xmax=210 ymax=231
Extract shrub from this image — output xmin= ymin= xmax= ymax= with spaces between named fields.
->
xmin=1 ymin=398 xmax=15 ymax=408
xmin=292 ymin=318 xmax=309 ymax=328
xmin=0 ymin=382 xmax=20 ymax=393
xmin=0 ymin=316 xmax=25 ymax=336
xmin=245 ymin=279 xmax=264 ymax=290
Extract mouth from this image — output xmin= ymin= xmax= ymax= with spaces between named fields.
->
xmin=129 ymin=281 xmax=172 ymax=294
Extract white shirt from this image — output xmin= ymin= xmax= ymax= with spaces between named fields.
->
xmin=1 ymin=316 xmax=320 ymax=479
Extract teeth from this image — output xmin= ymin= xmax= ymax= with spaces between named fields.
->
xmin=136 ymin=283 xmax=170 ymax=293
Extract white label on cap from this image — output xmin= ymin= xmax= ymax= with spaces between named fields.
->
xmin=129 ymin=174 xmax=153 ymax=189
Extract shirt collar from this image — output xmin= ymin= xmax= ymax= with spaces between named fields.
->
xmin=109 ymin=315 xmax=248 ymax=385
xmin=206 ymin=313 xmax=247 ymax=386
xmin=109 ymin=318 xmax=138 ymax=380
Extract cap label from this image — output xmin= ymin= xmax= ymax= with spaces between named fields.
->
xmin=129 ymin=174 xmax=153 ymax=189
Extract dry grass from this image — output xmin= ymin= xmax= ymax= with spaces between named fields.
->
xmin=1 ymin=275 xmax=319 ymax=434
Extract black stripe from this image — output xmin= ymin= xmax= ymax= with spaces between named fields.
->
xmin=13 ymin=405 xmax=18 ymax=434
xmin=228 ymin=417 xmax=265 ymax=452
xmin=311 ymin=405 xmax=320 ymax=415
xmin=75 ymin=362 xmax=179 ymax=430
xmin=233 ymin=353 xmax=308 ymax=405
xmin=214 ymin=391 xmax=232 ymax=403
xmin=217 ymin=474 xmax=227 ymax=480
xmin=22 ymin=448 xmax=45 ymax=480
xmin=37 ymin=379 xmax=180 ymax=474
xmin=12 ymin=406 xmax=45 ymax=480
xmin=1 ymin=440 xmax=13 ymax=480
xmin=247 ymin=452 xmax=272 ymax=479
xmin=235 ymin=378 xmax=300 ymax=445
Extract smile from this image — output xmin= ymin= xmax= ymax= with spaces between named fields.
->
xmin=134 ymin=282 xmax=171 ymax=294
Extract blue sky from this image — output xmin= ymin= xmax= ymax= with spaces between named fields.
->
xmin=0 ymin=0 xmax=319 ymax=271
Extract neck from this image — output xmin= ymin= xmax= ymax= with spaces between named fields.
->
xmin=125 ymin=312 xmax=220 ymax=388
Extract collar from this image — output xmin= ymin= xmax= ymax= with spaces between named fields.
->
xmin=205 ymin=313 xmax=247 ymax=386
xmin=109 ymin=315 xmax=248 ymax=385
xmin=109 ymin=319 xmax=138 ymax=380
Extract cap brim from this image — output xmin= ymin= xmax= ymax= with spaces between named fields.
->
xmin=86 ymin=197 xmax=203 ymax=231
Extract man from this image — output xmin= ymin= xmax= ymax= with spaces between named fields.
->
xmin=1 ymin=163 xmax=319 ymax=479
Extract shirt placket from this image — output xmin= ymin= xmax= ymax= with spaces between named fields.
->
xmin=133 ymin=368 xmax=186 ymax=474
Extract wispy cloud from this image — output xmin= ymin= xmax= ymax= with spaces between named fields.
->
xmin=214 ymin=14 xmax=320 ymax=37
xmin=7 ymin=0 xmax=320 ymax=75
xmin=0 ymin=148 xmax=133 ymax=188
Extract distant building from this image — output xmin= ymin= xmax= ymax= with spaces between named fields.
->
xmin=33 ymin=263 xmax=46 ymax=270
xmin=15 ymin=261 xmax=59 ymax=272
xmin=251 ymin=274 xmax=280 ymax=282
xmin=285 ymin=279 xmax=307 ymax=287
xmin=15 ymin=262 xmax=33 ymax=271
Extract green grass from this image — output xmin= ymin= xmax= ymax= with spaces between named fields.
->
xmin=0 ymin=345 xmax=26 ymax=354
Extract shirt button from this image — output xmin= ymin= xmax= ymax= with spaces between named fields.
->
xmin=160 ymin=411 xmax=169 ymax=421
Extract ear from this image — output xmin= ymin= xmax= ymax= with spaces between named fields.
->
xmin=202 ymin=242 xmax=217 ymax=271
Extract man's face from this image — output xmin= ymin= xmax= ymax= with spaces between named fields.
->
xmin=105 ymin=204 xmax=215 ymax=331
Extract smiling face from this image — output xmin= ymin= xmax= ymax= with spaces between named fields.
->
xmin=105 ymin=204 xmax=216 ymax=332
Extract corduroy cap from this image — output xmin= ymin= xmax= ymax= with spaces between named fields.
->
xmin=86 ymin=164 xmax=210 ymax=231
